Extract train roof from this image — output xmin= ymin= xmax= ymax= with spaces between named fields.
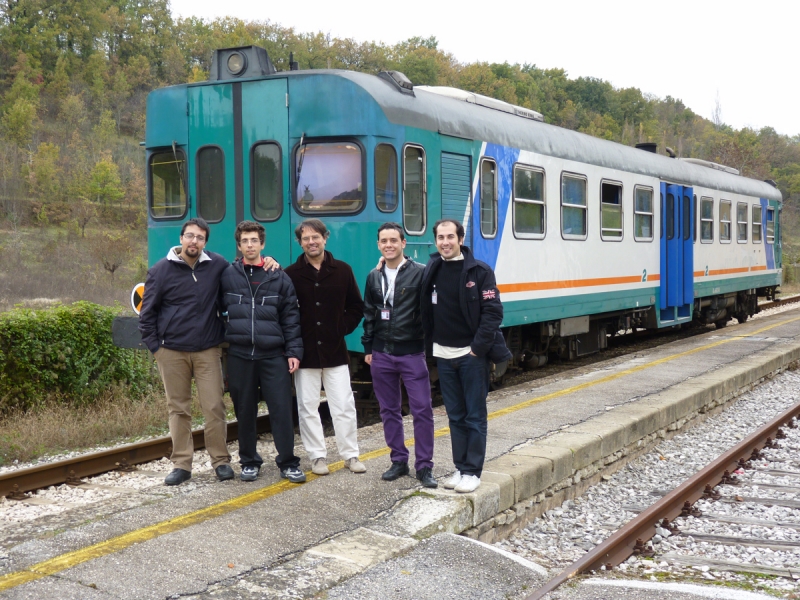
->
xmin=330 ymin=70 xmax=781 ymax=203
xmin=178 ymin=68 xmax=782 ymax=203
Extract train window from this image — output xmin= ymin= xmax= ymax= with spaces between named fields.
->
xmin=633 ymin=186 xmax=653 ymax=241
xmin=683 ymin=195 xmax=691 ymax=241
xmin=295 ymin=141 xmax=363 ymax=214
xmin=766 ymin=207 xmax=775 ymax=244
xmin=480 ymin=158 xmax=498 ymax=238
xmin=719 ymin=200 xmax=731 ymax=243
xmin=665 ymin=193 xmax=675 ymax=240
xmin=375 ymin=144 xmax=398 ymax=212
xmin=251 ymin=143 xmax=282 ymax=222
xmin=700 ymin=197 xmax=713 ymax=242
xmin=561 ymin=173 xmax=587 ymax=240
xmin=752 ymin=205 xmax=763 ymax=243
xmin=737 ymin=202 xmax=748 ymax=243
xmin=149 ymin=149 xmax=187 ymax=219
xmin=403 ymin=144 xmax=426 ymax=235
xmin=513 ymin=165 xmax=545 ymax=239
xmin=196 ymin=146 xmax=225 ymax=223
xmin=600 ymin=181 xmax=622 ymax=241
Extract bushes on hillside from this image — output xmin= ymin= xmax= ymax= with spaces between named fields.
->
xmin=0 ymin=302 xmax=156 ymax=413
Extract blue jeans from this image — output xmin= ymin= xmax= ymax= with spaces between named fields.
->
xmin=437 ymin=353 xmax=490 ymax=477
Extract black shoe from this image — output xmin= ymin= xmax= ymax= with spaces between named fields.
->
xmin=382 ymin=461 xmax=409 ymax=481
xmin=164 ymin=468 xmax=191 ymax=486
xmin=416 ymin=467 xmax=438 ymax=489
xmin=215 ymin=464 xmax=235 ymax=481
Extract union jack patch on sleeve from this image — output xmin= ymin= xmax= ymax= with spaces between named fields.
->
xmin=482 ymin=289 xmax=497 ymax=300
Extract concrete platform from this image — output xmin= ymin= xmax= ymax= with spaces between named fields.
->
xmin=2 ymin=309 xmax=800 ymax=600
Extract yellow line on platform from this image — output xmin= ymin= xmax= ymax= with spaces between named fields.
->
xmin=1 ymin=315 xmax=798 ymax=591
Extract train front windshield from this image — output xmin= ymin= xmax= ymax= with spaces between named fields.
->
xmin=295 ymin=142 xmax=362 ymax=212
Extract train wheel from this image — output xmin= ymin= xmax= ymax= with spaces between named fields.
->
xmin=735 ymin=313 xmax=749 ymax=324
xmin=714 ymin=318 xmax=729 ymax=329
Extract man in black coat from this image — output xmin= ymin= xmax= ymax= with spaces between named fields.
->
xmin=420 ymin=219 xmax=506 ymax=493
xmin=285 ymin=219 xmax=366 ymax=476
xmin=219 ymin=221 xmax=305 ymax=483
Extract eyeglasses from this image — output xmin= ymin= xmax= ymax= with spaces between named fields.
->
xmin=240 ymin=238 xmax=261 ymax=246
xmin=182 ymin=233 xmax=206 ymax=242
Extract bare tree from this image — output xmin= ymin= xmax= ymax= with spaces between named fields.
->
xmin=89 ymin=232 xmax=130 ymax=279
xmin=712 ymin=91 xmax=723 ymax=130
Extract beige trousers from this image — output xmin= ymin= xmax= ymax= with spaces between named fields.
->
xmin=155 ymin=346 xmax=231 ymax=470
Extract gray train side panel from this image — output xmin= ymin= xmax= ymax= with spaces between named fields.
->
xmin=441 ymin=152 xmax=473 ymax=246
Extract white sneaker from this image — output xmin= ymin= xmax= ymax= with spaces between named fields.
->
xmin=311 ymin=458 xmax=329 ymax=475
xmin=443 ymin=470 xmax=462 ymax=489
xmin=454 ymin=474 xmax=481 ymax=493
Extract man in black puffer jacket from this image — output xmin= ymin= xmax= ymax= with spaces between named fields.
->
xmin=219 ymin=221 xmax=305 ymax=484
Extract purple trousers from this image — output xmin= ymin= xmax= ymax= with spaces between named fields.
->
xmin=370 ymin=351 xmax=435 ymax=470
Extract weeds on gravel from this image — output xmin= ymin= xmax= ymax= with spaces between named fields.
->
xmin=0 ymin=387 xmax=235 ymax=466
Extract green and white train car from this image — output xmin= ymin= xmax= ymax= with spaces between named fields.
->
xmin=144 ymin=46 xmax=782 ymax=368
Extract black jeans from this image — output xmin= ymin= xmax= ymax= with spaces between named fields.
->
xmin=436 ymin=353 xmax=490 ymax=477
xmin=227 ymin=354 xmax=300 ymax=470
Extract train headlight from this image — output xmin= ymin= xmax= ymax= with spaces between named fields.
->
xmin=226 ymin=52 xmax=247 ymax=76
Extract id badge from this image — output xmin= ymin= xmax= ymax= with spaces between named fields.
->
xmin=432 ymin=291 xmax=438 ymax=305
xmin=381 ymin=308 xmax=391 ymax=321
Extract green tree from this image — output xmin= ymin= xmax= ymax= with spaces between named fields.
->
xmin=1 ymin=97 xmax=38 ymax=148
xmin=89 ymin=156 xmax=125 ymax=206
xmin=28 ymin=142 xmax=62 ymax=201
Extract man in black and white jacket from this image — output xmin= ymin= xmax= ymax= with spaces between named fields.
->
xmin=219 ymin=221 xmax=305 ymax=483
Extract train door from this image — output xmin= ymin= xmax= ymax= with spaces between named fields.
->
xmin=188 ymin=84 xmax=237 ymax=258
xmin=659 ymin=182 xmax=694 ymax=323
xmin=240 ymin=79 xmax=291 ymax=266
xmin=441 ymin=152 xmax=473 ymax=247
xmin=188 ymin=80 xmax=290 ymax=264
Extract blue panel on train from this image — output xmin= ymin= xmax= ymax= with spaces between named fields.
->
xmin=473 ymin=143 xmax=518 ymax=270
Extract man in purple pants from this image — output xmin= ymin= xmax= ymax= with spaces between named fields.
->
xmin=362 ymin=222 xmax=437 ymax=488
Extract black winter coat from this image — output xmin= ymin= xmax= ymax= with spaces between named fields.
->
xmin=420 ymin=246 xmax=509 ymax=361
xmin=362 ymin=257 xmax=425 ymax=356
xmin=219 ymin=259 xmax=303 ymax=361
xmin=284 ymin=251 xmax=364 ymax=369
xmin=139 ymin=247 xmax=227 ymax=354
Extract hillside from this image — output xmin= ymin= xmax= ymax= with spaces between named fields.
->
xmin=1 ymin=1 xmax=798 ymax=309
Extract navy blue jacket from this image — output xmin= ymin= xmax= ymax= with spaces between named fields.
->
xmin=219 ymin=259 xmax=303 ymax=361
xmin=138 ymin=247 xmax=227 ymax=354
xmin=420 ymin=246 xmax=508 ymax=360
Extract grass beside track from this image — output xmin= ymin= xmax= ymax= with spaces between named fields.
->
xmin=0 ymin=391 xmax=235 ymax=467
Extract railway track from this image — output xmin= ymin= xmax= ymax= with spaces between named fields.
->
xmin=3 ymin=294 xmax=799 ymax=502
xmin=525 ymin=395 xmax=800 ymax=599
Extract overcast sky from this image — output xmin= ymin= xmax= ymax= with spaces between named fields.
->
xmin=169 ymin=0 xmax=799 ymax=137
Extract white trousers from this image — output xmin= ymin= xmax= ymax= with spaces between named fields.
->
xmin=294 ymin=365 xmax=359 ymax=461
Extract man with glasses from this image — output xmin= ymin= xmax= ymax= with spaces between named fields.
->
xmin=219 ymin=221 xmax=305 ymax=483
xmin=139 ymin=218 xmax=236 ymax=485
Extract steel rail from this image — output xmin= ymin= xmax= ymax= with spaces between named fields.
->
xmin=0 ymin=415 xmax=273 ymax=499
xmin=760 ymin=294 xmax=800 ymax=311
xmin=525 ymin=400 xmax=800 ymax=600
